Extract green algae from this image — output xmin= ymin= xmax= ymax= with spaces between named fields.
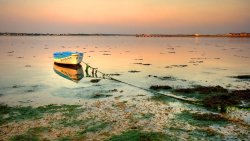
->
xmin=176 ymin=110 xmax=229 ymax=127
xmin=10 ymin=134 xmax=39 ymax=141
xmin=10 ymin=126 xmax=50 ymax=141
xmin=0 ymin=104 xmax=83 ymax=125
xmin=27 ymin=127 xmax=51 ymax=135
xmin=54 ymin=118 xmax=90 ymax=128
xmin=0 ymin=105 xmax=42 ymax=125
xmin=106 ymin=130 xmax=172 ymax=141
xmin=141 ymin=113 xmax=154 ymax=119
xmin=150 ymin=95 xmax=178 ymax=104
xmin=78 ymin=122 xmax=110 ymax=134
xmin=167 ymin=127 xmax=221 ymax=140
xmin=56 ymin=136 xmax=73 ymax=141
xmin=53 ymin=121 xmax=110 ymax=140
xmin=186 ymin=129 xmax=222 ymax=140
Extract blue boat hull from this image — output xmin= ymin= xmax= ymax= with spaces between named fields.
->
xmin=53 ymin=52 xmax=83 ymax=65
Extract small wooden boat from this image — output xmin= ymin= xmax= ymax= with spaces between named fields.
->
xmin=53 ymin=52 xmax=83 ymax=65
xmin=53 ymin=63 xmax=84 ymax=82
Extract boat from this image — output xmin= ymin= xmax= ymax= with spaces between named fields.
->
xmin=53 ymin=52 xmax=83 ymax=65
xmin=53 ymin=63 xmax=84 ymax=82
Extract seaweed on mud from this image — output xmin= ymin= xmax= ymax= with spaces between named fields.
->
xmin=25 ymin=65 xmax=31 ymax=67
xmin=90 ymin=89 xmax=118 ymax=99
xmin=10 ymin=134 xmax=40 ymax=141
xmin=91 ymin=93 xmax=112 ymax=98
xmin=18 ymin=100 xmax=33 ymax=104
xmin=187 ymin=129 xmax=221 ymax=139
xmin=128 ymin=70 xmax=141 ymax=73
xmin=134 ymin=63 xmax=143 ymax=65
xmin=231 ymin=89 xmax=250 ymax=101
xmin=10 ymin=126 xmax=50 ymax=141
xmin=148 ymin=75 xmax=158 ymax=78
xmin=190 ymin=57 xmax=207 ymax=60
xmin=203 ymin=89 xmax=250 ymax=110
xmin=173 ymin=86 xmax=249 ymax=110
xmin=107 ymin=73 xmax=121 ymax=76
xmin=233 ymin=75 xmax=250 ymax=80
xmin=54 ymin=118 xmax=89 ymax=127
xmin=27 ymin=127 xmax=51 ymax=135
xmin=174 ymin=85 xmax=228 ymax=94
xmin=176 ymin=111 xmax=229 ymax=127
xmin=134 ymin=63 xmax=151 ymax=66
xmin=0 ymin=104 xmax=11 ymax=115
xmin=57 ymin=136 xmax=74 ymax=141
xmin=12 ymin=85 xmax=25 ymax=88
xmin=192 ymin=113 xmax=227 ymax=121
xmin=90 ymin=79 xmax=101 ymax=83
xmin=159 ymin=76 xmax=176 ymax=81
xmin=78 ymin=122 xmax=110 ymax=134
xmin=150 ymin=95 xmax=178 ymax=104
xmin=7 ymin=51 xmax=14 ymax=53
xmin=97 ymin=89 xmax=118 ymax=93
xmin=149 ymin=85 xmax=172 ymax=91
xmin=142 ymin=63 xmax=151 ymax=66
xmin=27 ymin=89 xmax=34 ymax=92
xmin=106 ymin=130 xmax=172 ymax=141
xmin=166 ymin=65 xmax=188 ymax=68
xmin=99 ymin=50 xmax=110 ymax=53
xmin=148 ymin=75 xmax=176 ymax=81
xmin=134 ymin=59 xmax=143 ymax=61
xmin=168 ymin=127 xmax=221 ymax=139
xmin=188 ymin=61 xmax=204 ymax=64
xmin=141 ymin=113 xmax=154 ymax=119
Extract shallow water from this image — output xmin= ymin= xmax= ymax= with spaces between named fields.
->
xmin=0 ymin=36 xmax=250 ymax=140
xmin=0 ymin=36 xmax=249 ymax=91
xmin=0 ymin=36 xmax=250 ymax=104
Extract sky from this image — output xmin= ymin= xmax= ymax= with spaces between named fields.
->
xmin=0 ymin=0 xmax=250 ymax=34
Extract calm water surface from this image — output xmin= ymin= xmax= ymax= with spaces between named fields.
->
xmin=0 ymin=36 xmax=250 ymax=105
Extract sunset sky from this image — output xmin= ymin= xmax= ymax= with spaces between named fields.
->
xmin=0 ymin=0 xmax=249 ymax=34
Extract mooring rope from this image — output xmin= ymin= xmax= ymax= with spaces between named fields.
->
xmin=82 ymin=61 xmax=201 ymax=105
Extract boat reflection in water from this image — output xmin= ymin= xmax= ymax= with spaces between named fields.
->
xmin=53 ymin=63 xmax=84 ymax=82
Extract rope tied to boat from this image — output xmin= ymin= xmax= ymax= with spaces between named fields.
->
xmin=81 ymin=61 xmax=201 ymax=105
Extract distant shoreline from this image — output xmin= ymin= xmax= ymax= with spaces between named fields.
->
xmin=1 ymin=32 xmax=250 ymax=37
xmin=0 ymin=33 xmax=134 ymax=37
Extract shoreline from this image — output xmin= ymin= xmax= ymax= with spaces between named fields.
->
xmin=1 ymin=93 xmax=249 ymax=141
xmin=1 ymin=33 xmax=250 ymax=37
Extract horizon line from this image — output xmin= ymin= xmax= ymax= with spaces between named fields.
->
xmin=1 ymin=32 xmax=250 ymax=35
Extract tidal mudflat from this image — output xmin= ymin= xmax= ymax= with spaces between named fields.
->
xmin=0 ymin=36 xmax=250 ymax=140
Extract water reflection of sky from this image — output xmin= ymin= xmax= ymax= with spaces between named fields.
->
xmin=0 ymin=36 xmax=250 ymax=104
